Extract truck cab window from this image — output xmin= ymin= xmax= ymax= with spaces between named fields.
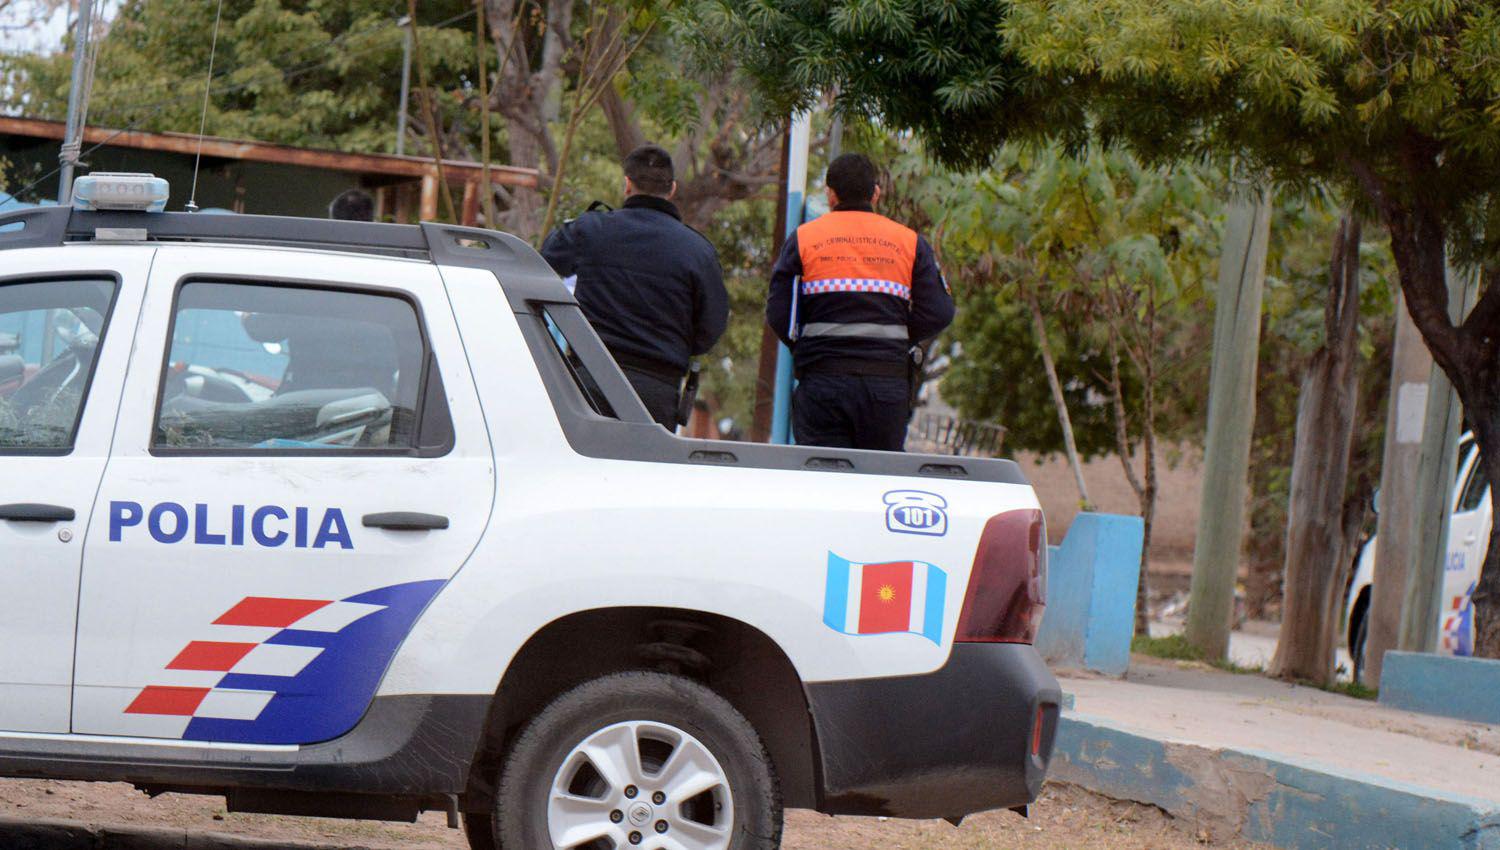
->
xmin=539 ymin=306 xmax=617 ymax=418
xmin=154 ymin=281 xmax=433 ymax=452
xmin=1460 ymin=449 xmax=1490 ymax=513
xmin=0 ymin=279 xmax=116 ymax=451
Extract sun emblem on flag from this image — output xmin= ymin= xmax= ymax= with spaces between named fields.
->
xmin=878 ymin=584 xmax=896 ymax=603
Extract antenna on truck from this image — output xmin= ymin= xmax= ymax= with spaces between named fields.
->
xmin=185 ymin=0 xmax=227 ymax=213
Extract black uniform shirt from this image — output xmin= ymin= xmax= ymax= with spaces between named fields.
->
xmin=542 ymin=194 xmax=728 ymax=375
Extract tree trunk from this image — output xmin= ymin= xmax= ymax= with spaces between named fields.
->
xmin=486 ymin=0 xmax=569 ymax=242
xmin=1269 ymin=214 xmax=1364 ymax=684
xmin=1137 ymin=281 xmax=1160 ymax=638
xmin=1026 ymin=286 xmax=1094 ymax=511
xmin=1357 ymin=145 xmax=1500 ymax=659
xmin=599 ymin=83 xmax=646 ymax=161
xmin=1103 ymin=333 xmax=1150 ymax=633
xmin=1140 ymin=349 xmax=1164 ymax=635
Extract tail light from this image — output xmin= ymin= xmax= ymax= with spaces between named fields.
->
xmin=954 ymin=509 xmax=1047 ymax=643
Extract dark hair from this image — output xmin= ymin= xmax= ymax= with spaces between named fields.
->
xmin=623 ymin=144 xmax=674 ymax=196
xmin=328 ymin=189 xmax=375 ymax=221
xmin=825 ymin=153 xmax=879 ymax=205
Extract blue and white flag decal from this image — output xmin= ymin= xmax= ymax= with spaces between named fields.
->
xmin=823 ymin=553 xmax=947 ymax=645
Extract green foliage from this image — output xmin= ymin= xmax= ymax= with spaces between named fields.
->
xmin=908 ymin=143 xmax=1220 ymax=456
xmin=2 ymin=0 xmax=474 ymax=152
xmin=941 ymin=290 xmax=1124 ymax=457
xmin=702 ymin=0 xmax=1083 ymax=168
xmin=717 ymin=0 xmax=1500 ymax=270
xmin=1002 ymin=1 xmax=1500 ymax=274
xmin=695 ymin=195 xmax=779 ymax=435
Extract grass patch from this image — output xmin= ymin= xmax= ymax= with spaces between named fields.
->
xmin=1131 ymin=633 xmax=1203 ymax=661
xmin=1321 ymin=679 xmax=1378 ymax=700
xmin=1131 ymin=634 xmax=1263 ymax=674
xmin=1132 ymin=634 xmax=1377 ymax=698
xmin=1210 ymin=658 xmax=1263 ymax=675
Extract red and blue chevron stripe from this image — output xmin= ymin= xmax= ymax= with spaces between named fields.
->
xmin=125 ymin=580 xmax=445 ymax=745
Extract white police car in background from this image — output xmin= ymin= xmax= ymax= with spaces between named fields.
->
xmin=1344 ymin=433 xmax=1490 ymax=681
xmin=0 ymin=174 xmax=1060 ymax=850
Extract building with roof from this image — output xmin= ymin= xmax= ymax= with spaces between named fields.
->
xmin=0 ymin=115 xmax=537 ymax=224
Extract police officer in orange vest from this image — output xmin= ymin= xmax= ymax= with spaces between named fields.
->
xmin=766 ymin=153 xmax=955 ymax=451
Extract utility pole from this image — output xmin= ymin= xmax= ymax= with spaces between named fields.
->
xmin=1185 ymin=189 xmax=1273 ymax=661
xmin=750 ymin=126 xmax=793 ymax=443
xmin=395 ymin=15 xmax=413 ymax=156
xmin=751 ymin=114 xmax=812 ymax=443
xmin=57 ymin=0 xmax=96 ymax=204
xmin=1399 ymin=261 xmax=1480 ymax=653
xmin=1365 ymin=295 xmax=1431 ymax=684
xmin=768 ymin=113 xmax=812 ymax=444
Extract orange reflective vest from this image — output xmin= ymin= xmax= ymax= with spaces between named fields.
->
xmin=796 ymin=211 xmax=919 ymax=303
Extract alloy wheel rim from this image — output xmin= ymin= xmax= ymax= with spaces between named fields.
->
xmin=547 ymin=719 xmax=734 ymax=850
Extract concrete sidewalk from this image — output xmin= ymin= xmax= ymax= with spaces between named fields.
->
xmin=1053 ymin=656 xmax=1500 ymax=849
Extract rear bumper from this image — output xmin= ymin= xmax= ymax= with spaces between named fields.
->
xmin=804 ymin=642 xmax=1061 ymax=819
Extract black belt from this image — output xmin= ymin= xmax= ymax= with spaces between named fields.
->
xmin=796 ymin=356 xmax=909 ymax=380
xmin=612 ymin=350 xmax=683 ymax=384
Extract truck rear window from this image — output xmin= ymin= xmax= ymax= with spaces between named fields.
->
xmin=153 ymin=281 xmax=435 ymax=453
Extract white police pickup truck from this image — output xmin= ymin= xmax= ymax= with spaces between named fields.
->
xmin=1344 ymin=433 xmax=1490 ymax=679
xmin=0 ymin=174 xmax=1059 ymax=850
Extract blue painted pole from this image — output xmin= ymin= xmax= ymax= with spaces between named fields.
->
xmin=769 ymin=114 xmax=812 ymax=445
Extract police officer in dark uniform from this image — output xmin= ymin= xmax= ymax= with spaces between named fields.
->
xmin=541 ymin=145 xmax=728 ymax=429
xmin=766 ymin=153 xmax=955 ymax=451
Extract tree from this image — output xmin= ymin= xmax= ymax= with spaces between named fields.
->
xmin=1 ymin=0 xmax=474 ymax=153
xmin=924 ymin=142 xmax=1219 ymax=633
xmin=1268 ymin=213 xmax=1368 ymax=683
xmin=1 ymin=1 xmax=783 ymax=241
xmin=481 ymin=0 xmax=784 ymax=239
xmin=1008 ymin=0 xmax=1500 ymax=661
xmin=720 ymin=0 xmax=1500 ymax=659
xmin=1244 ymin=196 xmax=1395 ymax=638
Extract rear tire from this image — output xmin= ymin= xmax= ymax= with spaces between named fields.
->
xmin=496 ymin=671 xmax=781 ymax=850
xmin=464 ymin=811 xmax=498 ymax=850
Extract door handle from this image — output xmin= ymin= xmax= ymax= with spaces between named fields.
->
xmin=362 ymin=511 xmax=449 ymax=531
xmin=0 ymin=503 xmax=75 ymax=523
xmin=1465 ymin=534 xmax=1478 ymax=545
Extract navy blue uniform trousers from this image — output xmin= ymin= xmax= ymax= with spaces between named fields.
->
xmin=623 ymin=367 xmax=680 ymax=431
xmin=792 ymin=373 xmax=910 ymax=452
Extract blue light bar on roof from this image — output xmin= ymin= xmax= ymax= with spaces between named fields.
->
xmin=72 ymin=173 xmax=169 ymax=212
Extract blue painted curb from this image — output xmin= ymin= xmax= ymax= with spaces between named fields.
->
xmin=1380 ymin=650 xmax=1500 ymax=726
xmin=1052 ymin=713 xmax=1500 ymax=849
xmin=1036 ymin=513 xmax=1144 ymax=676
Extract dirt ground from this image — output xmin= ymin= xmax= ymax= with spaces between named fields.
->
xmin=0 ymin=778 xmax=1258 ymax=849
